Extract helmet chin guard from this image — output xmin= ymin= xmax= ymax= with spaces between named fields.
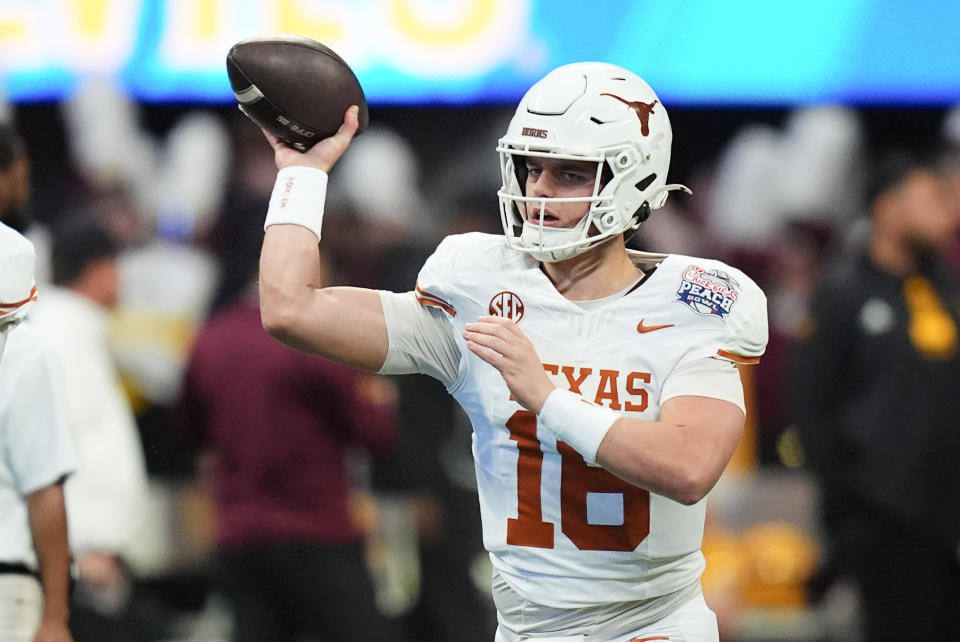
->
xmin=497 ymin=62 xmax=689 ymax=262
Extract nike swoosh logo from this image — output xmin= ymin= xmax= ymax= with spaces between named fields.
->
xmin=637 ymin=319 xmax=675 ymax=333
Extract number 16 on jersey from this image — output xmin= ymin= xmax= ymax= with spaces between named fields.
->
xmin=506 ymin=410 xmax=650 ymax=552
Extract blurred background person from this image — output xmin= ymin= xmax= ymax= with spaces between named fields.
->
xmin=178 ymin=251 xmax=402 ymax=642
xmin=0 ymin=122 xmax=30 ymax=235
xmin=59 ymin=80 xmax=227 ymax=485
xmin=207 ymin=111 xmax=284 ymax=316
xmin=107 ymin=107 xmax=227 ymax=418
xmin=28 ymin=214 xmax=163 ymax=641
xmin=789 ymin=147 xmax=960 ymax=641
xmin=940 ymin=138 xmax=960 ymax=270
xmin=1 ymin=212 xmax=75 ymax=641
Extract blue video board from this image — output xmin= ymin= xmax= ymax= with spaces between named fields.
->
xmin=1 ymin=0 xmax=958 ymax=105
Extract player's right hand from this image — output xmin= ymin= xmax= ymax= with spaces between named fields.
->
xmin=263 ymin=105 xmax=360 ymax=174
xmin=463 ymin=315 xmax=557 ymax=414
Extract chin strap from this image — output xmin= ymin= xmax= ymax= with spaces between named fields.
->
xmin=650 ymin=183 xmax=693 ymax=210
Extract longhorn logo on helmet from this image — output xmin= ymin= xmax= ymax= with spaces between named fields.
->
xmin=600 ymin=94 xmax=658 ymax=136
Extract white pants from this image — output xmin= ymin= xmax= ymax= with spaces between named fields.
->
xmin=0 ymin=574 xmax=42 ymax=642
xmin=494 ymin=592 xmax=719 ymax=642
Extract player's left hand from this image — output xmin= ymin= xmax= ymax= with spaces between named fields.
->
xmin=464 ymin=316 xmax=556 ymax=413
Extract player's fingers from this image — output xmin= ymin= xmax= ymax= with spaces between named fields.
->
xmin=262 ymin=129 xmax=282 ymax=148
xmin=465 ymin=339 xmax=503 ymax=367
xmin=477 ymin=315 xmax=523 ymax=336
xmin=464 ymin=323 xmax=519 ymax=351
xmin=476 ymin=315 xmax=510 ymax=326
xmin=463 ymin=329 xmax=512 ymax=356
xmin=466 ymin=318 xmax=517 ymax=335
xmin=464 ymin=320 xmax=504 ymax=336
xmin=335 ymin=105 xmax=360 ymax=141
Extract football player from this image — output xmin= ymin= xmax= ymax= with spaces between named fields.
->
xmin=256 ymin=63 xmax=767 ymax=641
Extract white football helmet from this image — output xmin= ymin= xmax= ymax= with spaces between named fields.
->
xmin=497 ymin=62 xmax=689 ymax=262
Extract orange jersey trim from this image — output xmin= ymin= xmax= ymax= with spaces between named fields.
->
xmin=716 ymin=348 xmax=761 ymax=365
xmin=0 ymin=285 xmax=38 ymax=312
xmin=415 ymin=284 xmax=456 ymax=317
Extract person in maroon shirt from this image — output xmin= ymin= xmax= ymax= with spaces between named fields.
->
xmin=180 ymin=281 xmax=401 ymax=642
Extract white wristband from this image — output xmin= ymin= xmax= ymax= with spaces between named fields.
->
xmin=265 ymin=166 xmax=329 ymax=241
xmin=537 ymin=389 xmax=619 ymax=465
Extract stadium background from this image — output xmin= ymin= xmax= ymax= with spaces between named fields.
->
xmin=3 ymin=1 xmax=959 ymax=640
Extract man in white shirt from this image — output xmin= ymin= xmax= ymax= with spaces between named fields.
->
xmin=0 ymin=220 xmax=76 ymax=642
xmin=28 ymin=215 xmax=152 ymax=640
xmin=254 ymin=63 xmax=767 ymax=641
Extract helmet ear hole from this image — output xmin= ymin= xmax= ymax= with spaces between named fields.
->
xmin=635 ymin=202 xmax=651 ymax=223
xmin=628 ymin=175 xmax=657 ymax=225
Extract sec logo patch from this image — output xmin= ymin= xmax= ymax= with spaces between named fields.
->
xmin=489 ymin=291 xmax=524 ymax=322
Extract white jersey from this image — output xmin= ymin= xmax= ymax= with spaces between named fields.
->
xmin=0 ymin=322 xmax=76 ymax=570
xmin=379 ymin=232 xmax=767 ymax=608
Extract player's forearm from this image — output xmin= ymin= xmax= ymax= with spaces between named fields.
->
xmin=595 ymin=396 xmax=744 ymax=505
xmin=596 ymin=420 xmax=731 ymax=505
xmin=259 ymin=225 xmax=324 ymax=341
xmin=536 ymin=388 xmax=742 ymax=504
xmin=26 ymin=482 xmax=72 ymax=626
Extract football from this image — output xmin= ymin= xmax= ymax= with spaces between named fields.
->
xmin=226 ymin=35 xmax=369 ymax=151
